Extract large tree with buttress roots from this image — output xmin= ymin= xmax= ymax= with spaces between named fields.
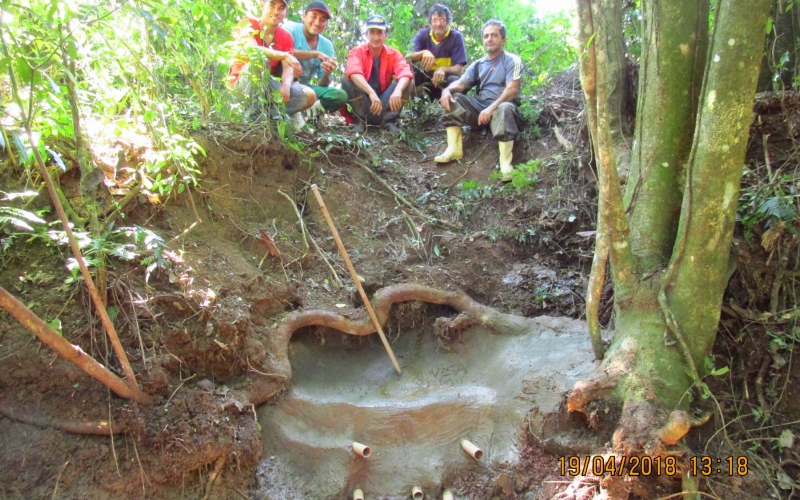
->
xmin=571 ymin=0 xmax=771 ymax=466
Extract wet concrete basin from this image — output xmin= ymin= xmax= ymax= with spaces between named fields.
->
xmin=257 ymin=316 xmax=597 ymax=499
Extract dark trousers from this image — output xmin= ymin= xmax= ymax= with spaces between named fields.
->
xmin=342 ymin=79 xmax=412 ymax=126
xmin=443 ymin=93 xmax=521 ymax=142
xmin=413 ymin=67 xmax=460 ymax=101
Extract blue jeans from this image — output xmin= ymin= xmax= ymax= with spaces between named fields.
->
xmin=342 ymin=79 xmax=411 ymax=126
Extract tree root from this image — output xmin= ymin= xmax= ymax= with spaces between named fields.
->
xmin=0 ymin=402 xmax=125 ymax=435
xmin=250 ymin=283 xmax=530 ymax=405
xmin=658 ymin=410 xmax=711 ymax=445
xmin=567 ymin=364 xmax=625 ymax=414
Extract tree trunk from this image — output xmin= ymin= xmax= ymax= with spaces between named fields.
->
xmin=572 ymin=0 xmax=771 ymax=463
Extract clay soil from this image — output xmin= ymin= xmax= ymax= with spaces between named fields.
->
xmin=1 ymin=82 xmax=798 ymax=499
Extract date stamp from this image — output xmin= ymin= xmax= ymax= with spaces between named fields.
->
xmin=558 ymin=455 xmax=750 ymax=477
xmin=558 ymin=455 xmax=679 ymax=477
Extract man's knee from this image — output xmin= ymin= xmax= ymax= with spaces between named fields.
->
xmin=317 ymin=87 xmax=348 ymax=112
xmin=496 ymin=102 xmax=517 ymax=114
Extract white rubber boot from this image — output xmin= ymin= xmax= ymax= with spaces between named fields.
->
xmin=434 ymin=127 xmax=464 ymax=163
xmin=498 ymin=141 xmax=514 ymax=181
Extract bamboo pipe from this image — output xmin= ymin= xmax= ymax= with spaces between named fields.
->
xmin=352 ymin=488 xmax=364 ymax=500
xmin=352 ymin=441 xmax=372 ymax=458
xmin=411 ymin=486 xmax=424 ymax=499
xmin=310 ymin=184 xmax=402 ymax=375
xmin=442 ymin=489 xmax=454 ymax=500
xmin=460 ymin=440 xmax=483 ymax=460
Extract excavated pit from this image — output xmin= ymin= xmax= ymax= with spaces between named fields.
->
xmin=256 ymin=315 xmax=599 ymax=499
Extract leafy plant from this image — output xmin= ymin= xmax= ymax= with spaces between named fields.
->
xmin=493 ymin=158 xmax=541 ymax=193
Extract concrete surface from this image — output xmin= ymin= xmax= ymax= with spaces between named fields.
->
xmin=256 ymin=315 xmax=599 ymax=499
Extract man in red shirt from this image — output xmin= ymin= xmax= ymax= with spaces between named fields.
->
xmin=343 ymin=14 xmax=413 ymax=134
xmin=229 ymin=0 xmax=316 ymax=123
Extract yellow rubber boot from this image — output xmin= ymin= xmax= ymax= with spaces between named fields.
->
xmin=434 ymin=127 xmax=464 ymax=163
xmin=498 ymin=141 xmax=514 ymax=181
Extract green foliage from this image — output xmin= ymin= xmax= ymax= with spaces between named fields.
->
xmin=457 ymin=179 xmax=493 ymax=200
xmin=492 ymin=158 xmax=541 ymax=194
xmin=737 ymin=169 xmax=799 ymax=243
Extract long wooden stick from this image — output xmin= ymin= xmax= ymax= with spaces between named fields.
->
xmin=310 ymin=184 xmax=402 ymax=375
xmin=0 ymin=286 xmax=150 ymax=404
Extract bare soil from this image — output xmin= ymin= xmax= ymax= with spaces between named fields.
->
xmin=1 ymin=81 xmax=798 ymax=499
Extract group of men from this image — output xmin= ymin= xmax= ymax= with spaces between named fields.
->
xmin=229 ymin=0 xmax=523 ymax=181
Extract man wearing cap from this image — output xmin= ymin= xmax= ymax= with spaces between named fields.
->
xmin=343 ymin=14 xmax=413 ymax=133
xmin=283 ymin=2 xmax=348 ymax=115
xmin=435 ymin=19 xmax=523 ymax=182
xmin=406 ymin=4 xmax=467 ymax=101
xmin=228 ymin=0 xmax=316 ymax=123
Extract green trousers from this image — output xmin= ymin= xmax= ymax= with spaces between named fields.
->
xmin=310 ymin=85 xmax=348 ymax=113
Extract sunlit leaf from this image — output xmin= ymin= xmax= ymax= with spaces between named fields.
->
xmin=46 ymin=147 xmax=67 ymax=171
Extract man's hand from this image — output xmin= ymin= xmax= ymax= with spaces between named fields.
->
xmin=280 ymin=82 xmax=291 ymax=104
xmin=478 ymin=108 xmax=494 ymax=126
xmin=320 ymin=59 xmax=337 ymax=75
xmin=420 ymin=50 xmax=436 ymax=71
xmin=369 ymin=92 xmax=382 ymax=115
xmin=284 ymin=53 xmax=303 ymax=76
xmin=440 ymin=88 xmax=454 ymax=112
xmin=432 ymin=68 xmax=446 ymax=87
xmin=389 ymin=90 xmax=403 ymax=112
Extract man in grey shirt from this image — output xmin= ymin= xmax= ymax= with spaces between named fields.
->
xmin=435 ymin=19 xmax=523 ymax=181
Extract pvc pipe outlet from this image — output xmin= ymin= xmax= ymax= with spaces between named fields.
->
xmin=442 ymin=489 xmax=454 ymax=500
xmin=352 ymin=441 xmax=372 ymax=458
xmin=411 ymin=486 xmax=424 ymax=499
xmin=352 ymin=488 xmax=364 ymax=500
xmin=460 ymin=439 xmax=484 ymax=460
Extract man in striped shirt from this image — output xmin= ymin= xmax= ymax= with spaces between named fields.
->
xmin=435 ymin=19 xmax=524 ymax=182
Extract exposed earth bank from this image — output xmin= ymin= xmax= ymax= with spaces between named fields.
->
xmin=1 ymin=78 xmax=798 ymax=499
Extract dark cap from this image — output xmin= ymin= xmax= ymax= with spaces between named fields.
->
xmin=266 ymin=0 xmax=289 ymax=7
xmin=364 ymin=14 xmax=387 ymax=31
xmin=305 ymin=1 xmax=331 ymax=17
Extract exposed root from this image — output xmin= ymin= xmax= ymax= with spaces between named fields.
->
xmin=0 ymin=402 xmax=125 ymax=435
xmin=250 ymin=283 xmax=531 ymax=405
xmin=201 ymin=455 xmax=226 ymax=500
xmin=657 ymin=410 xmax=711 ymax=445
xmin=567 ymin=366 xmax=623 ymax=414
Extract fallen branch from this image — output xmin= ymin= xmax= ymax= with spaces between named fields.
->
xmin=0 ymin=286 xmax=150 ymax=404
xmin=0 ymin=402 xmax=125 ymax=435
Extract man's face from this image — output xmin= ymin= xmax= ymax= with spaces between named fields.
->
xmin=429 ymin=13 xmax=448 ymax=38
xmin=366 ymin=28 xmax=387 ymax=50
xmin=302 ymin=10 xmax=329 ymax=36
xmin=262 ymin=0 xmax=287 ymax=28
xmin=482 ymin=24 xmax=505 ymax=55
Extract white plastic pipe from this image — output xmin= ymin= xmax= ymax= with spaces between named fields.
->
xmin=411 ymin=486 xmax=424 ymax=499
xmin=352 ymin=441 xmax=372 ymax=458
xmin=352 ymin=488 xmax=364 ymax=500
xmin=442 ymin=489 xmax=454 ymax=500
xmin=460 ymin=439 xmax=484 ymax=460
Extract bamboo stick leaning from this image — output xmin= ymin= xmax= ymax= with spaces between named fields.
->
xmin=310 ymin=184 xmax=402 ymax=375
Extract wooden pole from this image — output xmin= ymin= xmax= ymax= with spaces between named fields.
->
xmin=310 ymin=184 xmax=402 ymax=375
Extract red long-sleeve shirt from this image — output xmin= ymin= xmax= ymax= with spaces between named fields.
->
xmin=345 ymin=44 xmax=413 ymax=94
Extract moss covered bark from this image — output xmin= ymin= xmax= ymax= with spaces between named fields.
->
xmin=574 ymin=0 xmax=772 ymax=456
